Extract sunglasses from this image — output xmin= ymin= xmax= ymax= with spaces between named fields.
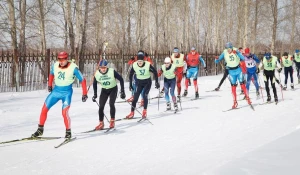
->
xmin=164 ymin=62 xmax=171 ymax=64
xmin=99 ymin=66 xmax=107 ymax=69
xmin=58 ymin=58 xmax=67 ymax=61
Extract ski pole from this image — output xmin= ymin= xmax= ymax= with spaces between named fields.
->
xmin=95 ymin=101 xmax=110 ymax=123
xmin=158 ymin=89 xmax=160 ymax=111
xmin=126 ymin=101 xmax=142 ymax=116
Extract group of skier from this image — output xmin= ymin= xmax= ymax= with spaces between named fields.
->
xmin=30 ymin=43 xmax=299 ymax=139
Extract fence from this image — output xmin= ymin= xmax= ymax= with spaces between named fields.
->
xmin=0 ymin=49 xmax=280 ymax=92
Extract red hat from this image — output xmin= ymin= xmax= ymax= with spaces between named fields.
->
xmin=58 ymin=52 xmax=68 ymax=59
xmin=244 ymin=48 xmax=250 ymax=54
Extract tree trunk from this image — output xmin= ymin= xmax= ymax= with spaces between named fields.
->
xmin=243 ymin=0 xmax=249 ymax=48
xmin=75 ymin=0 xmax=82 ymax=49
xmin=65 ymin=0 xmax=75 ymax=56
xmin=252 ymin=0 xmax=259 ymax=53
xmin=290 ymin=0 xmax=296 ymax=52
xmin=127 ymin=0 xmax=132 ymax=52
xmin=19 ymin=0 xmax=26 ymax=86
xmin=38 ymin=0 xmax=47 ymax=55
xmin=7 ymin=0 xmax=20 ymax=91
xmin=79 ymin=0 xmax=89 ymax=71
xmin=271 ymin=0 xmax=278 ymax=53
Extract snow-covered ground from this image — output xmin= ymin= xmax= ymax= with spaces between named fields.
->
xmin=0 ymin=73 xmax=300 ymax=175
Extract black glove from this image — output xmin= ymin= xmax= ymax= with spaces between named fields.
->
xmin=92 ymin=95 xmax=97 ymax=102
xmin=129 ymin=84 xmax=133 ymax=91
xmin=120 ymin=90 xmax=126 ymax=99
xmin=82 ymin=95 xmax=88 ymax=102
xmin=256 ymin=68 xmax=260 ymax=74
xmin=278 ymin=68 xmax=282 ymax=73
xmin=48 ymin=86 xmax=52 ymax=92
xmin=155 ymin=82 xmax=160 ymax=89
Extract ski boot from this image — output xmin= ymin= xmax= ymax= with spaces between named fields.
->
xmin=65 ymin=129 xmax=72 ymax=139
xmin=142 ymin=109 xmax=147 ymax=119
xmin=183 ymin=90 xmax=188 ymax=97
xmin=109 ymin=119 xmax=115 ymax=129
xmin=267 ymin=95 xmax=271 ymax=103
xmin=232 ymin=100 xmax=238 ymax=109
xmin=291 ymin=83 xmax=294 ymax=90
xmin=126 ymin=96 xmax=134 ymax=102
xmin=126 ymin=111 xmax=134 ymax=119
xmin=174 ymin=103 xmax=178 ymax=112
xmin=166 ymin=102 xmax=171 ymax=111
xmin=177 ymin=95 xmax=181 ymax=102
xmin=195 ymin=91 xmax=199 ymax=98
xmin=31 ymin=125 xmax=44 ymax=138
xmin=283 ymin=84 xmax=287 ymax=90
xmin=95 ymin=121 xmax=104 ymax=130
xmin=274 ymin=95 xmax=278 ymax=104
xmin=256 ymin=90 xmax=260 ymax=97
xmin=215 ymin=86 xmax=220 ymax=91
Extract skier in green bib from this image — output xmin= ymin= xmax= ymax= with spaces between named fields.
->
xmin=281 ymin=52 xmax=294 ymax=90
xmin=259 ymin=52 xmax=282 ymax=103
xmin=293 ymin=49 xmax=300 ymax=83
xmin=157 ymin=57 xmax=178 ymax=112
xmin=92 ymin=60 xmax=126 ymax=130
xmin=126 ymin=51 xmax=160 ymax=119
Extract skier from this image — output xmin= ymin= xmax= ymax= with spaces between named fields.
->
xmin=92 ymin=59 xmax=126 ymax=130
xmin=293 ymin=49 xmax=300 ymax=83
xmin=215 ymin=42 xmax=251 ymax=108
xmin=126 ymin=51 xmax=153 ymax=106
xmin=281 ymin=52 xmax=294 ymax=90
xmin=31 ymin=52 xmax=88 ymax=138
xmin=157 ymin=57 xmax=178 ymax=111
xmin=170 ymin=47 xmax=186 ymax=102
xmin=183 ymin=47 xmax=207 ymax=98
xmin=243 ymin=47 xmax=260 ymax=97
xmin=126 ymin=51 xmax=160 ymax=119
xmin=259 ymin=52 xmax=282 ymax=103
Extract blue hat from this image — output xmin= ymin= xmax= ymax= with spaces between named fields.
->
xmin=191 ymin=47 xmax=196 ymax=51
xmin=99 ymin=59 xmax=108 ymax=66
xmin=265 ymin=52 xmax=271 ymax=60
xmin=225 ymin=42 xmax=233 ymax=49
xmin=295 ymin=49 xmax=299 ymax=53
xmin=173 ymin=48 xmax=179 ymax=53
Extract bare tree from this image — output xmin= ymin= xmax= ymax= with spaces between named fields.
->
xmin=65 ymin=0 xmax=75 ymax=56
xmin=38 ymin=0 xmax=47 ymax=54
xmin=270 ymin=0 xmax=278 ymax=53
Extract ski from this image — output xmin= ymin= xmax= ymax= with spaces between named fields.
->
xmin=0 ymin=136 xmax=62 ymax=145
xmin=222 ymin=108 xmax=239 ymax=112
xmin=116 ymin=117 xmax=141 ymax=121
xmin=54 ymin=137 xmax=76 ymax=148
xmin=104 ymin=128 xmax=116 ymax=133
xmin=259 ymin=102 xmax=274 ymax=105
xmin=137 ymin=118 xmax=153 ymax=125
xmin=205 ymin=89 xmax=218 ymax=92
xmin=190 ymin=98 xmax=201 ymax=101
xmin=80 ymin=128 xmax=110 ymax=134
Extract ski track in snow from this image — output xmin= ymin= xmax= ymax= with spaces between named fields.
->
xmin=0 ymin=73 xmax=300 ymax=175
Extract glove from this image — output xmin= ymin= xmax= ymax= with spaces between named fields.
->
xmin=256 ymin=68 xmax=260 ymax=74
xmin=120 ymin=90 xmax=126 ymax=99
xmin=155 ymin=82 xmax=160 ymax=89
xmin=48 ymin=86 xmax=52 ymax=92
xmin=129 ymin=84 xmax=133 ymax=91
xmin=92 ymin=95 xmax=97 ymax=102
xmin=278 ymin=68 xmax=282 ymax=73
xmin=204 ymin=67 xmax=208 ymax=72
xmin=82 ymin=95 xmax=88 ymax=102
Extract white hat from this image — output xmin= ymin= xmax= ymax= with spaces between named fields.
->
xmin=164 ymin=57 xmax=171 ymax=63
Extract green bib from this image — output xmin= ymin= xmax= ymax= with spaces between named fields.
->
xmin=133 ymin=61 xmax=151 ymax=79
xmin=223 ymin=49 xmax=240 ymax=68
xmin=94 ymin=68 xmax=117 ymax=89
xmin=294 ymin=53 xmax=300 ymax=63
xmin=282 ymin=56 xmax=293 ymax=67
xmin=263 ymin=56 xmax=278 ymax=71
xmin=161 ymin=64 xmax=176 ymax=79
xmin=53 ymin=61 xmax=77 ymax=86
xmin=171 ymin=53 xmax=185 ymax=67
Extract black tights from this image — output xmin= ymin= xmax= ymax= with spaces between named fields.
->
xmin=98 ymin=86 xmax=118 ymax=121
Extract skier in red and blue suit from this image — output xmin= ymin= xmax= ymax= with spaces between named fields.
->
xmin=31 ymin=52 xmax=88 ymax=139
xmin=182 ymin=47 xmax=207 ymax=99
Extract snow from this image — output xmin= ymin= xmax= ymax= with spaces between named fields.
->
xmin=0 ymin=73 xmax=300 ymax=175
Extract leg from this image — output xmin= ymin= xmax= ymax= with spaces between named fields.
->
xmin=109 ymin=86 xmax=118 ymax=119
xmin=284 ymin=67 xmax=288 ymax=85
xmin=176 ymin=72 xmax=183 ymax=95
xmin=131 ymin=85 xmax=143 ymax=111
xmin=246 ymin=72 xmax=252 ymax=92
xmin=218 ymin=69 xmax=229 ymax=88
xmin=289 ymin=67 xmax=293 ymax=84
xmin=141 ymin=79 xmax=152 ymax=109
xmin=98 ymin=90 xmax=109 ymax=122
xmin=61 ymin=89 xmax=73 ymax=129
xmin=264 ymin=73 xmax=270 ymax=96
xmin=39 ymin=91 xmax=61 ymax=126
xmin=170 ymin=79 xmax=177 ymax=103
xmin=164 ymin=81 xmax=171 ymax=103
xmin=270 ymin=73 xmax=278 ymax=98
xmin=228 ymin=72 xmax=238 ymax=102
